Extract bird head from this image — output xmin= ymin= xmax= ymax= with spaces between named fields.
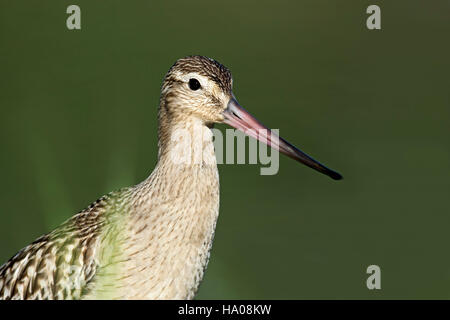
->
xmin=160 ymin=55 xmax=342 ymax=180
xmin=161 ymin=55 xmax=232 ymax=124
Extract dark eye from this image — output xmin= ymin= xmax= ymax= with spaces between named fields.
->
xmin=188 ymin=78 xmax=201 ymax=91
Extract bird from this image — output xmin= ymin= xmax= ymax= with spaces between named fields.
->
xmin=0 ymin=55 xmax=342 ymax=300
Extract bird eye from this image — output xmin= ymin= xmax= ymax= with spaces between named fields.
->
xmin=188 ymin=78 xmax=201 ymax=91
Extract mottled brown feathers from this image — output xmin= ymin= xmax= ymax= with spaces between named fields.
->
xmin=0 ymin=191 xmax=124 ymax=300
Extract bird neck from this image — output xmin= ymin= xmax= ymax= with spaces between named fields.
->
xmin=156 ymin=103 xmax=217 ymax=168
xmin=112 ymin=106 xmax=220 ymax=299
xmin=131 ymin=103 xmax=219 ymax=206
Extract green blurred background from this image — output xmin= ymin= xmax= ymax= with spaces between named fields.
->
xmin=0 ymin=0 xmax=449 ymax=299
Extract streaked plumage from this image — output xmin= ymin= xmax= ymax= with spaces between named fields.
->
xmin=0 ymin=55 xmax=342 ymax=300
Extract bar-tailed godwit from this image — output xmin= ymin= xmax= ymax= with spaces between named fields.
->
xmin=0 ymin=56 xmax=341 ymax=300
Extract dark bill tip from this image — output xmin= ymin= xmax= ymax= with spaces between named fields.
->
xmin=328 ymin=170 xmax=343 ymax=180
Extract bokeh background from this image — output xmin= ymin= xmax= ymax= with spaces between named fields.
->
xmin=0 ymin=0 xmax=449 ymax=299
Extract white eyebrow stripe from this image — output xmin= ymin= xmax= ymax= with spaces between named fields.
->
xmin=173 ymin=71 xmax=214 ymax=90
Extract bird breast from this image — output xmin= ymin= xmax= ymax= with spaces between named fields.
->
xmin=87 ymin=138 xmax=220 ymax=299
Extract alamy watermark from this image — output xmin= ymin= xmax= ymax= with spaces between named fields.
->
xmin=66 ymin=5 xmax=382 ymax=31
xmin=167 ymin=125 xmax=280 ymax=175
xmin=366 ymin=265 xmax=381 ymax=290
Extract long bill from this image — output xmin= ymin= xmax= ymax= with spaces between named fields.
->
xmin=223 ymin=98 xmax=342 ymax=180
